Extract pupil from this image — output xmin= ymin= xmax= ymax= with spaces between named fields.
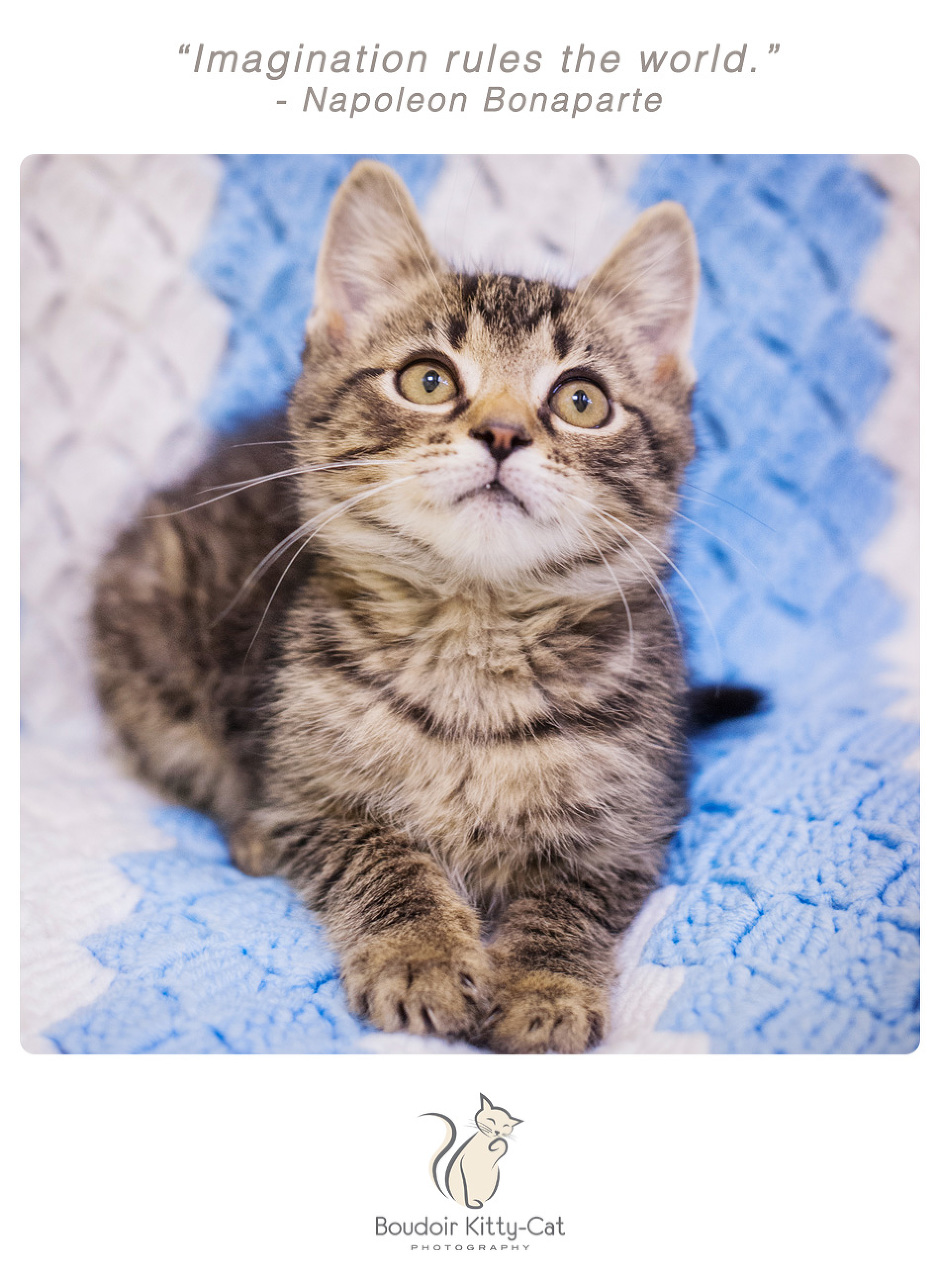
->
xmin=573 ymin=388 xmax=590 ymax=413
xmin=422 ymin=369 xmax=441 ymax=393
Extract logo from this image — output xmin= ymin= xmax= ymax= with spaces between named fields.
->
xmin=421 ymin=1093 xmax=523 ymax=1209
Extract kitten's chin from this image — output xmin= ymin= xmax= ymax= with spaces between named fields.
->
xmin=422 ymin=499 xmax=575 ymax=585
xmin=375 ymin=477 xmax=581 ymax=585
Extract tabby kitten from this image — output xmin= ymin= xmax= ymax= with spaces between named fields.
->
xmin=93 ymin=160 xmax=700 ymax=1053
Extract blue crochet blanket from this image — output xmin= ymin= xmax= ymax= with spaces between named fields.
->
xmin=48 ymin=154 xmax=919 ymax=1053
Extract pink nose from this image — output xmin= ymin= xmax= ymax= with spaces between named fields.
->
xmin=469 ymin=423 xmax=533 ymax=463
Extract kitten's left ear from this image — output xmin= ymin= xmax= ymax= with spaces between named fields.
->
xmin=580 ymin=202 xmax=699 ymax=378
xmin=308 ymin=160 xmax=442 ymax=348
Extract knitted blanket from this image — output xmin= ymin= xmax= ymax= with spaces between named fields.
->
xmin=21 ymin=153 xmax=918 ymax=1053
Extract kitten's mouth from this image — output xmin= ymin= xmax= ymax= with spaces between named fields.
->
xmin=455 ymin=480 xmax=528 ymax=514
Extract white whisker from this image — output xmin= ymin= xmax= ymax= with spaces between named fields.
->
xmin=681 ymin=481 xmax=777 ymax=533
xmin=594 ymin=501 xmax=721 ymax=677
xmin=607 ymin=530 xmax=685 ymax=651
xmin=202 ymin=458 xmax=409 ymax=495
xmin=673 ymin=510 xmax=768 ymax=582
xmin=237 ymin=474 xmax=420 ymax=654
xmin=227 ymin=439 xmax=294 ymax=447
xmin=566 ymin=493 xmax=682 ymax=637
xmin=219 ymin=472 xmax=418 ymax=625
xmin=574 ymin=518 xmax=636 ymax=676
xmin=569 ymin=493 xmax=714 ymax=666
xmin=149 ymin=459 xmax=411 ymax=517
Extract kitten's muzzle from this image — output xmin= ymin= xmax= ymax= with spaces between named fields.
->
xmin=469 ymin=422 xmax=533 ymax=465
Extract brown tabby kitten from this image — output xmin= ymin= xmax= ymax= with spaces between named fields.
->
xmin=93 ymin=160 xmax=700 ymax=1053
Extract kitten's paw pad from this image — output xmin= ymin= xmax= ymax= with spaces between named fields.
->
xmin=228 ymin=817 xmax=278 ymax=877
xmin=345 ymin=941 xmax=492 ymax=1041
xmin=482 ymin=973 xmax=607 ymax=1054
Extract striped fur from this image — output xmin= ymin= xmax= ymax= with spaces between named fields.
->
xmin=92 ymin=162 xmax=700 ymax=1052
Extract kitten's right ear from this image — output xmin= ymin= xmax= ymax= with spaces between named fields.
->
xmin=308 ymin=160 xmax=442 ymax=348
xmin=580 ymin=201 xmax=699 ymax=380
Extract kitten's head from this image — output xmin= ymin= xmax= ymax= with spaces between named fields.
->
xmin=475 ymin=1093 xmax=522 ymax=1138
xmin=289 ymin=161 xmax=698 ymax=594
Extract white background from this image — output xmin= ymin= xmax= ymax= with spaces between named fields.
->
xmin=9 ymin=2 xmax=931 ymax=1272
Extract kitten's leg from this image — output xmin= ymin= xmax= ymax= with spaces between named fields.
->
xmin=235 ymin=813 xmax=492 ymax=1040
xmin=481 ymin=860 xmax=656 ymax=1054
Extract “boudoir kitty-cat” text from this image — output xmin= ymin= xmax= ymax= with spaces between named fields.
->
xmin=94 ymin=159 xmax=704 ymax=1053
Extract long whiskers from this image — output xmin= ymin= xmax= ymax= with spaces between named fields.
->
xmin=204 ymin=459 xmax=412 ymax=498
xmin=220 ymin=471 xmax=419 ymax=622
xmin=203 ymin=458 xmax=412 ymax=494
xmin=569 ymin=493 xmax=722 ymax=676
xmin=573 ymin=518 xmax=636 ymax=676
xmin=673 ymin=509 xmax=768 ymax=583
xmin=150 ymin=459 xmax=411 ymax=518
xmin=595 ymin=518 xmax=684 ymax=649
xmin=681 ymin=481 xmax=778 ymax=533
xmin=563 ymin=492 xmax=681 ymax=636
xmin=227 ymin=439 xmax=294 ymax=447
xmin=232 ymin=473 xmax=420 ymax=656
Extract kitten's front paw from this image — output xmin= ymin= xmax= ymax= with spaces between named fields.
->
xmin=344 ymin=937 xmax=493 ymax=1042
xmin=481 ymin=972 xmax=607 ymax=1054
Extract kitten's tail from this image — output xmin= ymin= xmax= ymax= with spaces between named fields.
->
xmin=688 ymin=684 xmax=766 ymax=730
xmin=422 ymin=1113 xmax=457 ymax=1199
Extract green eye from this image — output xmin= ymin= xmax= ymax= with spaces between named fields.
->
xmin=550 ymin=379 xmax=609 ymax=428
xmin=397 ymin=360 xmax=457 ymax=405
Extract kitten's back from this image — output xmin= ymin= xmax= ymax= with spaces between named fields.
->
xmin=91 ymin=418 xmax=300 ymax=822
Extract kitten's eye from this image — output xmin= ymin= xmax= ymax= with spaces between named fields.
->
xmin=397 ymin=360 xmax=457 ymax=406
xmin=550 ymin=379 xmax=610 ymax=429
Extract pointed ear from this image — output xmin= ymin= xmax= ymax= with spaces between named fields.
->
xmin=580 ymin=202 xmax=698 ymax=372
xmin=308 ymin=160 xmax=441 ymax=348
xmin=479 ymin=1094 xmax=493 ymax=1111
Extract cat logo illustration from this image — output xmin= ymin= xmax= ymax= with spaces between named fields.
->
xmin=422 ymin=1094 xmax=523 ymax=1208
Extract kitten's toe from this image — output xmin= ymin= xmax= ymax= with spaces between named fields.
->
xmin=344 ymin=937 xmax=493 ymax=1042
xmin=228 ymin=816 xmax=279 ymax=877
xmin=481 ymin=973 xmax=607 ymax=1054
